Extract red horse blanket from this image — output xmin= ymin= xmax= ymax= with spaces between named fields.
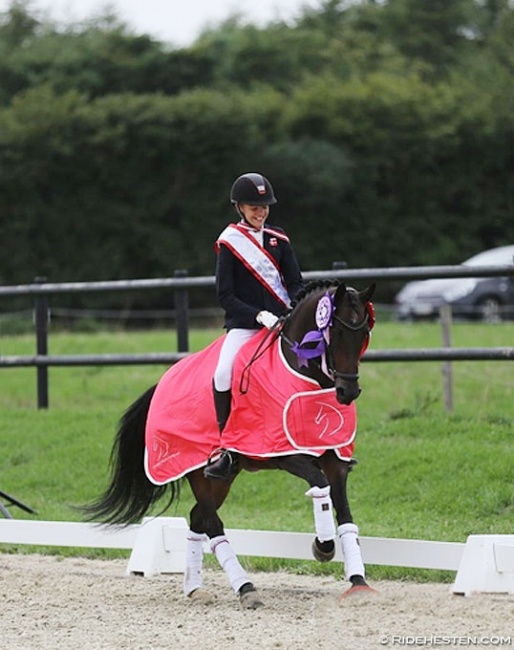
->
xmin=145 ymin=329 xmax=356 ymax=484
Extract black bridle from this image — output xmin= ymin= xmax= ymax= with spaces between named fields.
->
xmin=327 ymin=311 xmax=370 ymax=382
xmin=332 ymin=311 xmax=370 ymax=332
xmin=279 ymin=305 xmax=370 ymax=384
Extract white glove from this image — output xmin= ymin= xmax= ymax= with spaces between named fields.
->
xmin=256 ymin=310 xmax=280 ymax=330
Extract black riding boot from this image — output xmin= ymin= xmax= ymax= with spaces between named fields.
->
xmin=204 ymin=388 xmax=239 ymax=480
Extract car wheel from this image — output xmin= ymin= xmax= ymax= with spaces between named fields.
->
xmin=476 ymin=296 xmax=503 ymax=323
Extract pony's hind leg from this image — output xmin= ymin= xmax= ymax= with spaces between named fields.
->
xmin=186 ymin=470 xmax=263 ymax=609
xmin=183 ymin=530 xmax=213 ymax=604
xmin=210 ymin=535 xmax=263 ymax=609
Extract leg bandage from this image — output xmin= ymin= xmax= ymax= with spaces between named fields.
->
xmin=338 ymin=522 xmax=365 ymax=580
xmin=305 ymin=485 xmax=336 ymax=542
xmin=183 ymin=531 xmax=207 ymax=596
xmin=210 ymin=535 xmax=250 ymax=594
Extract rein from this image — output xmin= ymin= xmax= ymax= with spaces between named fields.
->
xmin=238 ymin=324 xmax=283 ymax=394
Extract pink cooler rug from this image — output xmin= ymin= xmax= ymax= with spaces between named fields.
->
xmin=145 ymin=330 xmax=356 ymax=484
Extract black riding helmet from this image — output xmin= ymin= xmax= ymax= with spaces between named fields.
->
xmin=230 ymin=173 xmax=277 ymax=206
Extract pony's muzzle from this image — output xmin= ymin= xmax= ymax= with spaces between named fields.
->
xmin=333 ymin=370 xmax=361 ymax=405
xmin=335 ymin=381 xmax=361 ymax=405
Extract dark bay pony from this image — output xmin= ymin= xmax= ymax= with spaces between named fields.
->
xmin=84 ymin=280 xmax=376 ymax=608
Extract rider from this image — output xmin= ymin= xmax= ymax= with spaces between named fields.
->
xmin=204 ymin=172 xmax=303 ymax=480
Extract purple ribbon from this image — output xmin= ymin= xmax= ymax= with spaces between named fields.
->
xmin=290 ymin=293 xmax=336 ymax=367
xmin=290 ymin=330 xmax=326 ymax=368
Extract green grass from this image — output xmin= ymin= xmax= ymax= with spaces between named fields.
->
xmin=0 ymin=322 xmax=513 ymax=581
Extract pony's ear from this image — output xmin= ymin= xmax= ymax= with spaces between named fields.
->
xmin=333 ymin=282 xmax=347 ymax=301
xmin=359 ymin=283 xmax=376 ymax=303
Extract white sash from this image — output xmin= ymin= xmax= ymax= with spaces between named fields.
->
xmin=217 ymin=224 xmax=291 ymax=307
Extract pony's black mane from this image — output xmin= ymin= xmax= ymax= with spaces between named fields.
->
xmin=290 ymin=279 xmax=342 ymax=310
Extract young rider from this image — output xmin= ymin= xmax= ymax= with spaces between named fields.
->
xmin=204 ymin=172 xmax=303 ymax=480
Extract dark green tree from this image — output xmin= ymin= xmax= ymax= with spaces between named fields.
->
xmin=0 ymin=0 xmax=513 ymax=294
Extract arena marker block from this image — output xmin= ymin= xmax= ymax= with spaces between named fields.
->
xmin=452 ymin=535 xmax=514 ymax=596
xmin=126 ymin=516 xmax=188 ymax=577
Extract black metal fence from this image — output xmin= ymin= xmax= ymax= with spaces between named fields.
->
xmin=1 ymin=264 xmax=513 ymax=408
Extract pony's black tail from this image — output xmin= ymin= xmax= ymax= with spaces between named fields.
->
xmin=81 ymin=385 xmax=179 ymax=525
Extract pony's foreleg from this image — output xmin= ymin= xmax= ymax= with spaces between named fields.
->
xmin=305 ymin=485 xmax=336 ymax=543
xmin=332 ymin=472 xmax=367 ymax=586
xmin=210 ymin=535 xmax=263 ymax=609
xmin=271 ymin=455 xmax=336 ymax=560
xmin=332 ymin=475 xmax=367 ymax=587
xmin=338 ymin=523 xmax=365 ymax=583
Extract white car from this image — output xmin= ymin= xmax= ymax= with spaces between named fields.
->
xmin=395 ymin=245 xmax=514 ymax=322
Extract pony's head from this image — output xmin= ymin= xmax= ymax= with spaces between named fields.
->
xmin=329 ymin=282 xmax=375 ymax=404
xmin=284 ymin=281 xmax=376 ymax=405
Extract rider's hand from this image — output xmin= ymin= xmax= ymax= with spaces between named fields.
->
xmin=256 ymin=311 xmax=280 ymax=330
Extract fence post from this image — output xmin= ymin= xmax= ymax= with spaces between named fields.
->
xmin=34 ymin=277 xmax=49 ymax=409
xmin=440 ymin=304 xmax=453 ymax=412
xmin=174 ymin=270 xmax=189 ymax=353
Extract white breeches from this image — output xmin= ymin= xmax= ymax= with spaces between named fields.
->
xmin=213 ymin=328 xmax=258 ymax=392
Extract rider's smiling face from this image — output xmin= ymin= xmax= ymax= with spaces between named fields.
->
xmin=239 ymin=203 xmax=269 ymax=231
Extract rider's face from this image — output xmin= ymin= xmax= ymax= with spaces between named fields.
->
xmin=239 ymin=203 xmax=269 ymax=230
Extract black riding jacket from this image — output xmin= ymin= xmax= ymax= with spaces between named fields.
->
xmin=216 ymin=224 xmax=303 ymax=331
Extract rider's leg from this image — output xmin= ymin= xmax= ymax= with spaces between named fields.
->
xmin=204 ymin=328 xmax=257 ymax=480
xmin=213 ymin=384 xmax=232 ymax=431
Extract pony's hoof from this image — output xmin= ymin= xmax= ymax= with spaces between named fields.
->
xmin=239 ymin=583 xmax=264 ymax=609
xmin=188 ymin=588 xmax=215 ymax=605
xmin=240 ymin=591 xmax=264 ymax=609
xmin=338 ymin=584 xmax=379 ymax=602
xmin=312 ymin=538 xmax=336 ymax=563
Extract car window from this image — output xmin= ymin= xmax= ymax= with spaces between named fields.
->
xmin=463 ymin=247 xmax=514 ymax=267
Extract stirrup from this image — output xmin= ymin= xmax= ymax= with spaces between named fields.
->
xmin=204 ymin=450 xmax=237 ymax=480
